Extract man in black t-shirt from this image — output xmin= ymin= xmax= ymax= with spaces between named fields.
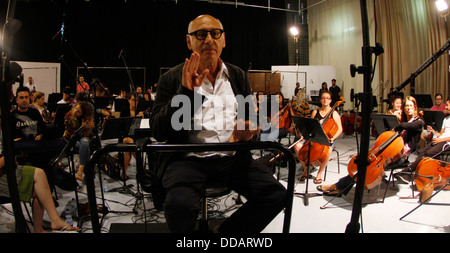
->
xmin=329 ymin=79 xmax=342 ymax=106
xmin=12 ymin=87 xmax=67 ymax=189
xmin=12 ymin=87 xmax=47 ymax=142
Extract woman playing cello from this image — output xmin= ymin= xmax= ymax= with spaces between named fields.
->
xmin=318 ymin=96 xmax=424 ymax=196
xmin=294 ymin=91 xmax=343 ymax=184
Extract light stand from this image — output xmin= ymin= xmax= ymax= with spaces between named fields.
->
xmin=0 ymin=0 xmax=28 ymax=233
xmin=346 ymin=0 xmax=380 ymax=233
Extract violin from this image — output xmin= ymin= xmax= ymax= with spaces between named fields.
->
xmin=347 ymin=130 xmax=404 ymax=190
xmin=297 ymin=97 xmax=344 ymax=164
xmin=274 ymin=103 xmax=291 ymax=130
xmin=42 ymin=105 xmax=53 ymax=123
xmin=415 ymin=158 xmax=450 ymax=203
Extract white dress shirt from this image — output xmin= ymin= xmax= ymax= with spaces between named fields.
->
xmin=187 ymin=63 xmax=238 ymax=158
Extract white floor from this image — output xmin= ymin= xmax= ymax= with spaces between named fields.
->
xmin=1 ymin=133 xmax=450 ymax=235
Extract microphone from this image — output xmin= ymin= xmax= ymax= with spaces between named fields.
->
xmin=51 ymin=28 xmax=64 ymax=40
xmin=118 ymin=49 xmax=123 ymax=60
xmin=350 ymin=88 xmax=355 ymax=103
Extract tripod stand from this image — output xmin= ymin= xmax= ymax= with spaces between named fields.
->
xmin=99 ymin=117 xmax=139 ymax=215
xmin=400 ymin=179 xmax=450 ymax=220
xmin=292 ymin=116 xmax=332 ymax=206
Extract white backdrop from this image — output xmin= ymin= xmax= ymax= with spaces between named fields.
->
xmin=12 ymin=61 xmax=61 ymax=100
xmin=271 ymin=65 xmax=336 ymax=100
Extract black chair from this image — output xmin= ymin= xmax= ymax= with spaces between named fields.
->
xmin=323 ymin=147 xmax=340 ymax=182
xmin=381 ymin=158 xmax=412 ymax=203
xmin=439 ymin=145 xmax=450 ymax=162
xmin=83 ymin=141 xmax=296 ymax=234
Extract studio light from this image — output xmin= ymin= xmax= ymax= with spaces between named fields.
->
xmin=436 ymin=0 xmax=449 ymax=12
xmin=289 ymin=26 xmax=299 ymax=38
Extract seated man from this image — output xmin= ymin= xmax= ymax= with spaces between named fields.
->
xmin=409 ymin=96 xmax=450 ymax=172
xmin=11 ymin=87 xmax=66 ymax=186
xmin=151 ymin=15 xmax=286 ymax=233
xmin=419 ymin=93 xmax=446 ymax=150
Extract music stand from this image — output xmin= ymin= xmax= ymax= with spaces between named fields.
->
xmin=371 ymin=113 xmax=399 ymax=134
xmin=94 ymin=97 xmax=111 ymax=110
xmin=423 ymin=110 xmax=445 ymax=131
xmin=292 ymin=116 xmax=332 ymax=206
xmin=99 ymin=117 xmax=140 ymax=214
xmin=137 ymin=100 xmax=153 ymax=112
xmin=53 ymin=104 xmax=72 ymax=136
xmin=101 ymin=117 xmax=133 ymax=141
xmin=48 ymin=93 xmax=63 ymax=104
xmin=114 ymin=98 xmax=130 ymax=116
xmin=413 ymin=94 xmax=433 ymax=109
xmin=100 ymin=117 xmax=134 ymax=190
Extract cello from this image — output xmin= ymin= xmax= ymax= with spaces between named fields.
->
xmin=415 ymin=158 xmax=450 ymax=203
xmin=298 ymin=97 xmax=344 ymax=164
xmin=347 ymin=130 xmax=404 ymax=190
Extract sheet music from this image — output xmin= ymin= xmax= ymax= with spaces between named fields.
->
xmin=140 ymin=118 xmax=150 ymax=129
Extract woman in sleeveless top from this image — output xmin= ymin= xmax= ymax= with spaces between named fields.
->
xmin=294 ymin=91 xmax=343 ymax=184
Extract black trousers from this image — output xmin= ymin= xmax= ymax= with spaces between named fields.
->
xmin=410 ymin=142 xmax=448 ymax=172
xmin=162 ymin=152 xmax=287 ymax=233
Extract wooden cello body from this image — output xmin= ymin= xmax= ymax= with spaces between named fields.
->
xmin=415 ymin=158 xmax=450 ymax=202
xmin=298 ymin=97 xmax=344 ymax=164
xmin=347 ymin=130 xmax=404 ymax=190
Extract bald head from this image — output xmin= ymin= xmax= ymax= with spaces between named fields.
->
xmin=188 ymin=14 xmax=223 ymax=34
xmin=186 ymin=14 xmax=226 ymax=70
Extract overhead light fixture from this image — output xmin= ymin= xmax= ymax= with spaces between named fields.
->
xmin=436 ymin=0 xmax=449 ymax=12
xmin=289 ymin=26 xmax=299 ymax=39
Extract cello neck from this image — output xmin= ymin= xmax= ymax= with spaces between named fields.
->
xmin=321 ymin=97 xmax=344 ymax=126
xmin=376 ymin=131 xmax=400 ymax=154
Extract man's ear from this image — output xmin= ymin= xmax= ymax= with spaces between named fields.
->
xmin=186 ymin=35 xmax=192 ymax=51
xmin=222 ymin=33 xmax=226 ymax=48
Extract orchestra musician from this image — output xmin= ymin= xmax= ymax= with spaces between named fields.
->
xmin=319 ymin=96 xmax=424 ymax=195
xmin=260 ymin=92 xmax=295 ymax=142
xmin=120 ymin=93 xmax=145 ymax=180
xmin=419 ymin=93 xmax=447 ymax=150
xmin=150 ymin=14 xmax=286 ymax=233
xmin=294 ymin=91 xmax=343 ymax=184
xmin=408 ymin=96 xmax=450 ymax=175
xmin=386 ymin=95 xmax=403 ymax=123
xmin=63 ymin=101 xmax=95 ymax=181
xmin=30 ymin=91 xmax=54 ymax=124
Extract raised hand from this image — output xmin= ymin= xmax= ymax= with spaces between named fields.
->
xmin=182 ymin=52 xmax=209 ymax=90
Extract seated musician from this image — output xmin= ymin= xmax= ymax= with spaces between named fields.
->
xmin=294 ymin=91 xmax=343 ymax=184
xmin=30 ymin=91 xmax=53 ymax=124
xmin=386 ymin=95 xmax=403 ymax=123
xmin=57 ymin=87 xmax=73 ymax=105
xmin=121 ymin=92 xmax=145 ymax=180
xmin=12 ymin=87 xmax=67 ymax=188
xmin=408 ymin=96 xmax=450 ymax=174
xmin=419 ymin=93 xmax=446 ymax=150
xmin=12 ymin=87 xmax=47 ymax=144
xmin=260 ymin=92 xmax=295 ymax=142
xmin=319 ymin=96 xmax=424 ymax=196
xmin=290 ymin=88 xmax=311 ymax=140
xmin=63 ymin=101 xmax=95 ymax=180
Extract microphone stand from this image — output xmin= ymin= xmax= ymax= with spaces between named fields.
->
xmin=118 ymin=49 xmax=137 ymax=109
xmin=346 ymin=0 xmax=378 ymax=233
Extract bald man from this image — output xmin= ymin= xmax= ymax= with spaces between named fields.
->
xmin=151 ymin=15 xmax=286 ymax=233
